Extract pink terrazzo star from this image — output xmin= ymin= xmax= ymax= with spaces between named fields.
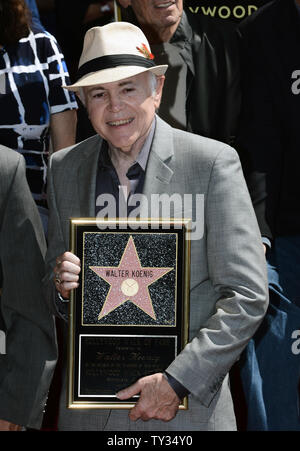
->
xmin=90 ymin=236 xmax=173 ymax=320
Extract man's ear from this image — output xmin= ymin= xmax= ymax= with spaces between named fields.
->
xmin=154 ymin=76 xmax=165 ymax=110
xmin=117 ymin=0 xmax=132 ymax=8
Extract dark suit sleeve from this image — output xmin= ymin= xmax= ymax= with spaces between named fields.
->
xmin=0 ymin=155 xmax=57 ymax=429
xmin=43 ymin=155 xmax=70 ymax=321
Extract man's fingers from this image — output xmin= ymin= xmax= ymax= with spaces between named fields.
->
xmin=57 ymin=251 xmax=81 ymax=267
xmin=128 ymin=399 xmax=155 ymax=422
xmin=116 ymin=380 xmax=141 ymax=400
xmin=116 ymin=381 xmax=148 ymax=421
xmin=54 ymin=252 xmax=81 ymax=298
xmin=55 ymin=259 xmax=81 ymax=276
xmin=117 ymin=374 xmax=181 ymax=423
xmin=60 ymin=280 xmax=79 ymax=290
xmin=54 ymin=266 xmax=80 ymax=285
xmin=129 ymin=405 xmax=145 ymax=422
xmin=60 ymin=262 xmax=81 ymax=278
xmin=54 ymin=253 xmax=81 ymax=280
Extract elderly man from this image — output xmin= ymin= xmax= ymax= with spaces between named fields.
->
xmin=0 ymin=145 xmax=57 ymax=431
xmin=45 ymin=22 xmax=268 ymax=431
xmin=116 ymin=0 xmax=240 ymax=145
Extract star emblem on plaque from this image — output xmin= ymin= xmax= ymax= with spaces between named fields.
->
xmin=89 ymin=236 xmax=173 ymax=321
xmin=82 ymin=232 xmax=177 ymax=326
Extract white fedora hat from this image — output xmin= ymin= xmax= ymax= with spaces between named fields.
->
xmin=64 ymin=22 xmax=168 ymax=91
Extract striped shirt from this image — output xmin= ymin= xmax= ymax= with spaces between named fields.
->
xmin=0 ymin=25 xmax=77 ymax=202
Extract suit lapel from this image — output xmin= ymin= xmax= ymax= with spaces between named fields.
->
xmin=139 ymin=117 xmax=175 ymax=218
xmin=77 ymin=135 xmax=103 ymax=218
xmin=142 ymin=117 xmax=174 ymax=212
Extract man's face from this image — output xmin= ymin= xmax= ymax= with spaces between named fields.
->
xmin=120 ymin=0 xmax=183 ymax=30
xmin=83 ymin=72 xmax=164 ymax=153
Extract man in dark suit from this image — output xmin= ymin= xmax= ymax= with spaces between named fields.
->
xmin=0 ymin=145 xmax=57 ymax=430
xmin=235 ymin=0 xmax=300 ymax=431
xmin=116 ymin=0 xmax=240 ymax=145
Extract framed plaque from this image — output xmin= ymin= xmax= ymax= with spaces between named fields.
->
xmin=67 ymin=218 xmax=190 ymax=409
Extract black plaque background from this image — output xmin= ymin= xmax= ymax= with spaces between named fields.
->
xmin=68 ymin=221 xmax=189 ymax=407
xmin=79 ymin=335 xmax=177 ymax=396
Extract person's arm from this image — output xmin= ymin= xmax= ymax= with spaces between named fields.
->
xmin=0 ymin=153 xmax=57 ymax=429
xmin=165 ymin=147 xmax=268 ymax=406
xmin=43 ymin=154 xmax=70 ymax=319
xmin=45 ymin=31 xmax=78 ymax=152
xmin=50 ymin=109 xmax=77 ymax=152
xmin=43 ymin=150 xmax=82 ymax=319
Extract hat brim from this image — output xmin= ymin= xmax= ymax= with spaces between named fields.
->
xmin=63 ymin=65 xmax=168 ymax=91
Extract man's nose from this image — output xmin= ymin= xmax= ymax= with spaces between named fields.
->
xmin=108 ymin=93 xmax=123 ymax=112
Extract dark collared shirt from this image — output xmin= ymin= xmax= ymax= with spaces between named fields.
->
xmin=151 ymin=12 xmax=194 ymax=131
xmin=95 ymin=119 xmax=155 ymax=217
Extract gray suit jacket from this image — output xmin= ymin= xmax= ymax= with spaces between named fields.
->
xmin=0 ymin=146 xmax=57 ymax=429
xmin=45 ymin=116 xmax=268 ymax=430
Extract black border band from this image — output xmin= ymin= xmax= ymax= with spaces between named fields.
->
xmin=76 ymin=54 xmax=156 ymax=82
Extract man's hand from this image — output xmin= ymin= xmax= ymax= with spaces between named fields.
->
xmin=116 ymin=373 xmax=181 ymax=422
xmin=53 ymin=252 xmax=81 ymax=299
xmin=0 ymin=419 xmax=22 ymax=431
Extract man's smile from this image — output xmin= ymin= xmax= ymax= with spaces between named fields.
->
xmin=155 ymin=1 xmax=176 ymax=9
xmin=106 ymin=118 xmax=134 ymax=127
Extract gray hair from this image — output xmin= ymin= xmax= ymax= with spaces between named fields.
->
xmin=148 ymin=71 xmax=158 ymax=96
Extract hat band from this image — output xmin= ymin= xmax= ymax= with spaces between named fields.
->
xmin=76 ymin=54 xmax=156 ymax=82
